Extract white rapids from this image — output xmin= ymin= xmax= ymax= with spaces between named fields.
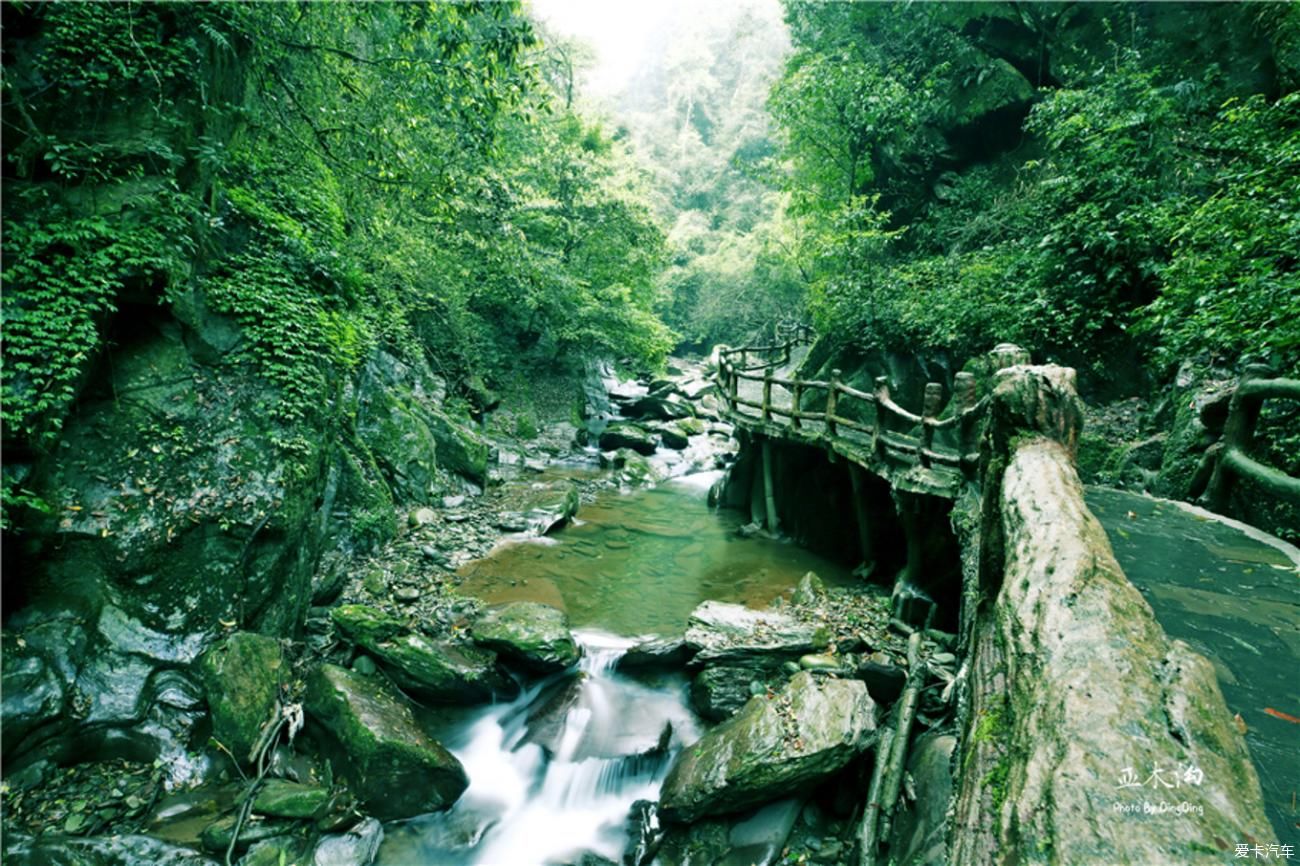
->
xmin=376 ymin=630 xmax=701 ymax=866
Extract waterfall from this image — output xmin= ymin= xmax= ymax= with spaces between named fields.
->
xmin=378 ymin=631 xmax=699 ymax=866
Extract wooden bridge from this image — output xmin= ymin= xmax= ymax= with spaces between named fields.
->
xmin=713 ymin=324 xmax=997 ymax=500
xmin=715 ymin=324 xmax=1300 ymax=511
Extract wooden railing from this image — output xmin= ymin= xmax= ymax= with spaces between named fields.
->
xmin=1194 ymin=365 xmax=1300 ymax=509
xmin=715 ymin=327 xmax=991 ymax=479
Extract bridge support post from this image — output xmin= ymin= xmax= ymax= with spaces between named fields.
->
xmin=761 ymin=437 xmax=780 ymax=535
xmin=848 ymin=464 xmax=874 ymax=568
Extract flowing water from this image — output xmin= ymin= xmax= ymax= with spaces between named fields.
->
xmin=377 ymin=471 xmax=852 ymax=864
xmin=1089 ymin=487 xmax=1300 ymax=846
xmin=377 ymin=631 xmax=698 ymax=865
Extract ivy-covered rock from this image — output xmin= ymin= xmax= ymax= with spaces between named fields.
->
xmin=471 ymin=602 xmax=580 ymax=673
xmin=199 ymin=632 xmax=283 ymax=764
xmin=659 ymin=672 xmax=877 ymax=823
xmin=303 ymin=664 xmax=468 ymax=820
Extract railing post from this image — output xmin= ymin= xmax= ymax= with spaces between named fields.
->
xmin=791 ymin=381 xmax=803 ymax=431
xmin=872 ymin=376 xmax=890 ymax=461
xmin=1205 ymin=363 xmax=1272 ymax=511
xmin=920 ymin=382 xmax=942 ymax=468
xmin=762 ymin=370 xmax=773 ymax=424
xmin=725 ymin=362 xmax=738 ymax=414
xmin=826 ymin=369 xmax=842 ymax=437
xmin=954 ymin=371 xmax=978 ymax=476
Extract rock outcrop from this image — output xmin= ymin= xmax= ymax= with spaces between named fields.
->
xmin=950 ymin=364 xmax=1273 ymax=864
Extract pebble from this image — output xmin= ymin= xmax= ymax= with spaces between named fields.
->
xmin=393 ymin=586 xmax=420 ymax=603
xmin=442 ymin=495 xmax=466 ymax=508
xmin=352 ymin=655 xmax=377 ymax=676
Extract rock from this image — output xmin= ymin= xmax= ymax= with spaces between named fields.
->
xmin=654 ymin=425 xmax=690 ymax=451
xmin=617 ymin=636 xmax=694 ymax=673
xmin=656 ymin=798 xmax=802 ymax=866
xmin=303 ymin=664 xmax=468 ymax=819
xmin=200 ymin=815 xmax=295 ymax=852
xmin=312 ymin=817 xmax=384 ymax=866
xmin=392 ymin=586 xmax=420 ymax=603
xmin=684 ymin=601 xmax=831 ymax=721
xmin=0 ymin=647 xmax=65 ymax=755
xmin=888 ymin=732 xmax=956 ymax=866
xmin=252 ymin=779 xmax=331 ymax=819
xmin=684 ymin=601 xmax=829 ymax=659
xmin=496 ymin=481 xmax=580 ymax=536
xmin=855 ymin=660 xmax=906 ymax=704
xmin=199 ymin=632 xmax=283 ymax=764
xmin=626 ymin=799 xmax=662 ymax=866
xmin=791 ymin=571 xmax=825 ymax=606
xmin=951 ymin=369 xmax=1274 ymax=864
xmin=1 ymin=832 xmax=220 ymax=866
xmin=660 ymin=672 xmax=877 ymax=823
xmin=598 ymin=423 xmax=657 ymax=455
xmin=471 ymin=602 xmax=580 ymax=673
xmin=443 ymin=494 xmax=466 ymax=509
xmin=626 ymin=393 xmax=694 ymax=422
xmin=408 ymin=507 xmax=437 ymax=528
xmin=331 ymin=605 xmax=516 ymax=703
xmin=797 ymin=654 xmax=844 ymax=673
xmin=239 ymin=837 xmax=314 ymax=866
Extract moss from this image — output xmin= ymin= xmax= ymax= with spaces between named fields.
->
xmin=1076 ymin=431 xmax=1124 ymax=484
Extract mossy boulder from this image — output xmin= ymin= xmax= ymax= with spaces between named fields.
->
xmin=331 ymin=603 xmax=517 ymax=703
xmin=598 ymin=423 xmax=657 ymax=455
xmin=659 ymin=671 xmax=877 ymax=823
xmin=471 ymin=602 xmax=580 ymax=673
xmin=199 ymin=631 xmax=283 ymax=764
xmin=251 ymin=779 xmax=331 ymax=819
xmin=303 ymin=664 xmax=468 ymax=819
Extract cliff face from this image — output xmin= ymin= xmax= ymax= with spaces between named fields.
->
xmin=0 ymin=4 xmax=493 ymax=771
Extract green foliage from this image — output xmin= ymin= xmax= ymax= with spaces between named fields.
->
xmin=769 ymin=3 xmax=1300 ymax=385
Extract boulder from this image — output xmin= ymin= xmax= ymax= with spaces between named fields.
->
xmin=0 ymin=646 xmax=65 ymax=755
xmin=659 ymin=672 xmax=877 ymax=823
xmin=199 ymin=632 xmax=283 ymax=764
xmin=683 ymin=602 xmax=830 ymax=721
xmin=303 ymin=664 xmax=468 ymax=819
xmin=471 ymin=602 xmax=580 ymax=673
xmin=625 ymin=393 xmax=694 ymax=422
xmin=0 ymin=832 xmax=220 ymax=866
xmin=653 ymin=424 xmax=690 ymax=451
xmin=598 ymin=423 xmax=657 ymax=455
xmin=495 ymin=481 xmax=580 ymax=536
xmin=251 ymin=779 xmax=331 ymax=819
xmin=312 ymin=817 xmax=384 ymax=866
xmin=791 ymin=571 xmax=826 ymax=606
xmin=888 ymin=732 xmax=956 ymax=866
xmin=950 ymin=365 xmax=1273 ymax=864
xmin=330 ymin=605 xmax=516 ymax=703
xmin=617 ymin=636 xmax=693 ymax=673
xmin=684 ymin=601 xmax=829 ymax=658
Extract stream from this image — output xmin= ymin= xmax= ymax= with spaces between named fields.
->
xmin=377 ymin=471 xmax=853 ymax=864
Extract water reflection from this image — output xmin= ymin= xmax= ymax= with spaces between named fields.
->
xmin=459 ymin=471 xmax=854 ymax=636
